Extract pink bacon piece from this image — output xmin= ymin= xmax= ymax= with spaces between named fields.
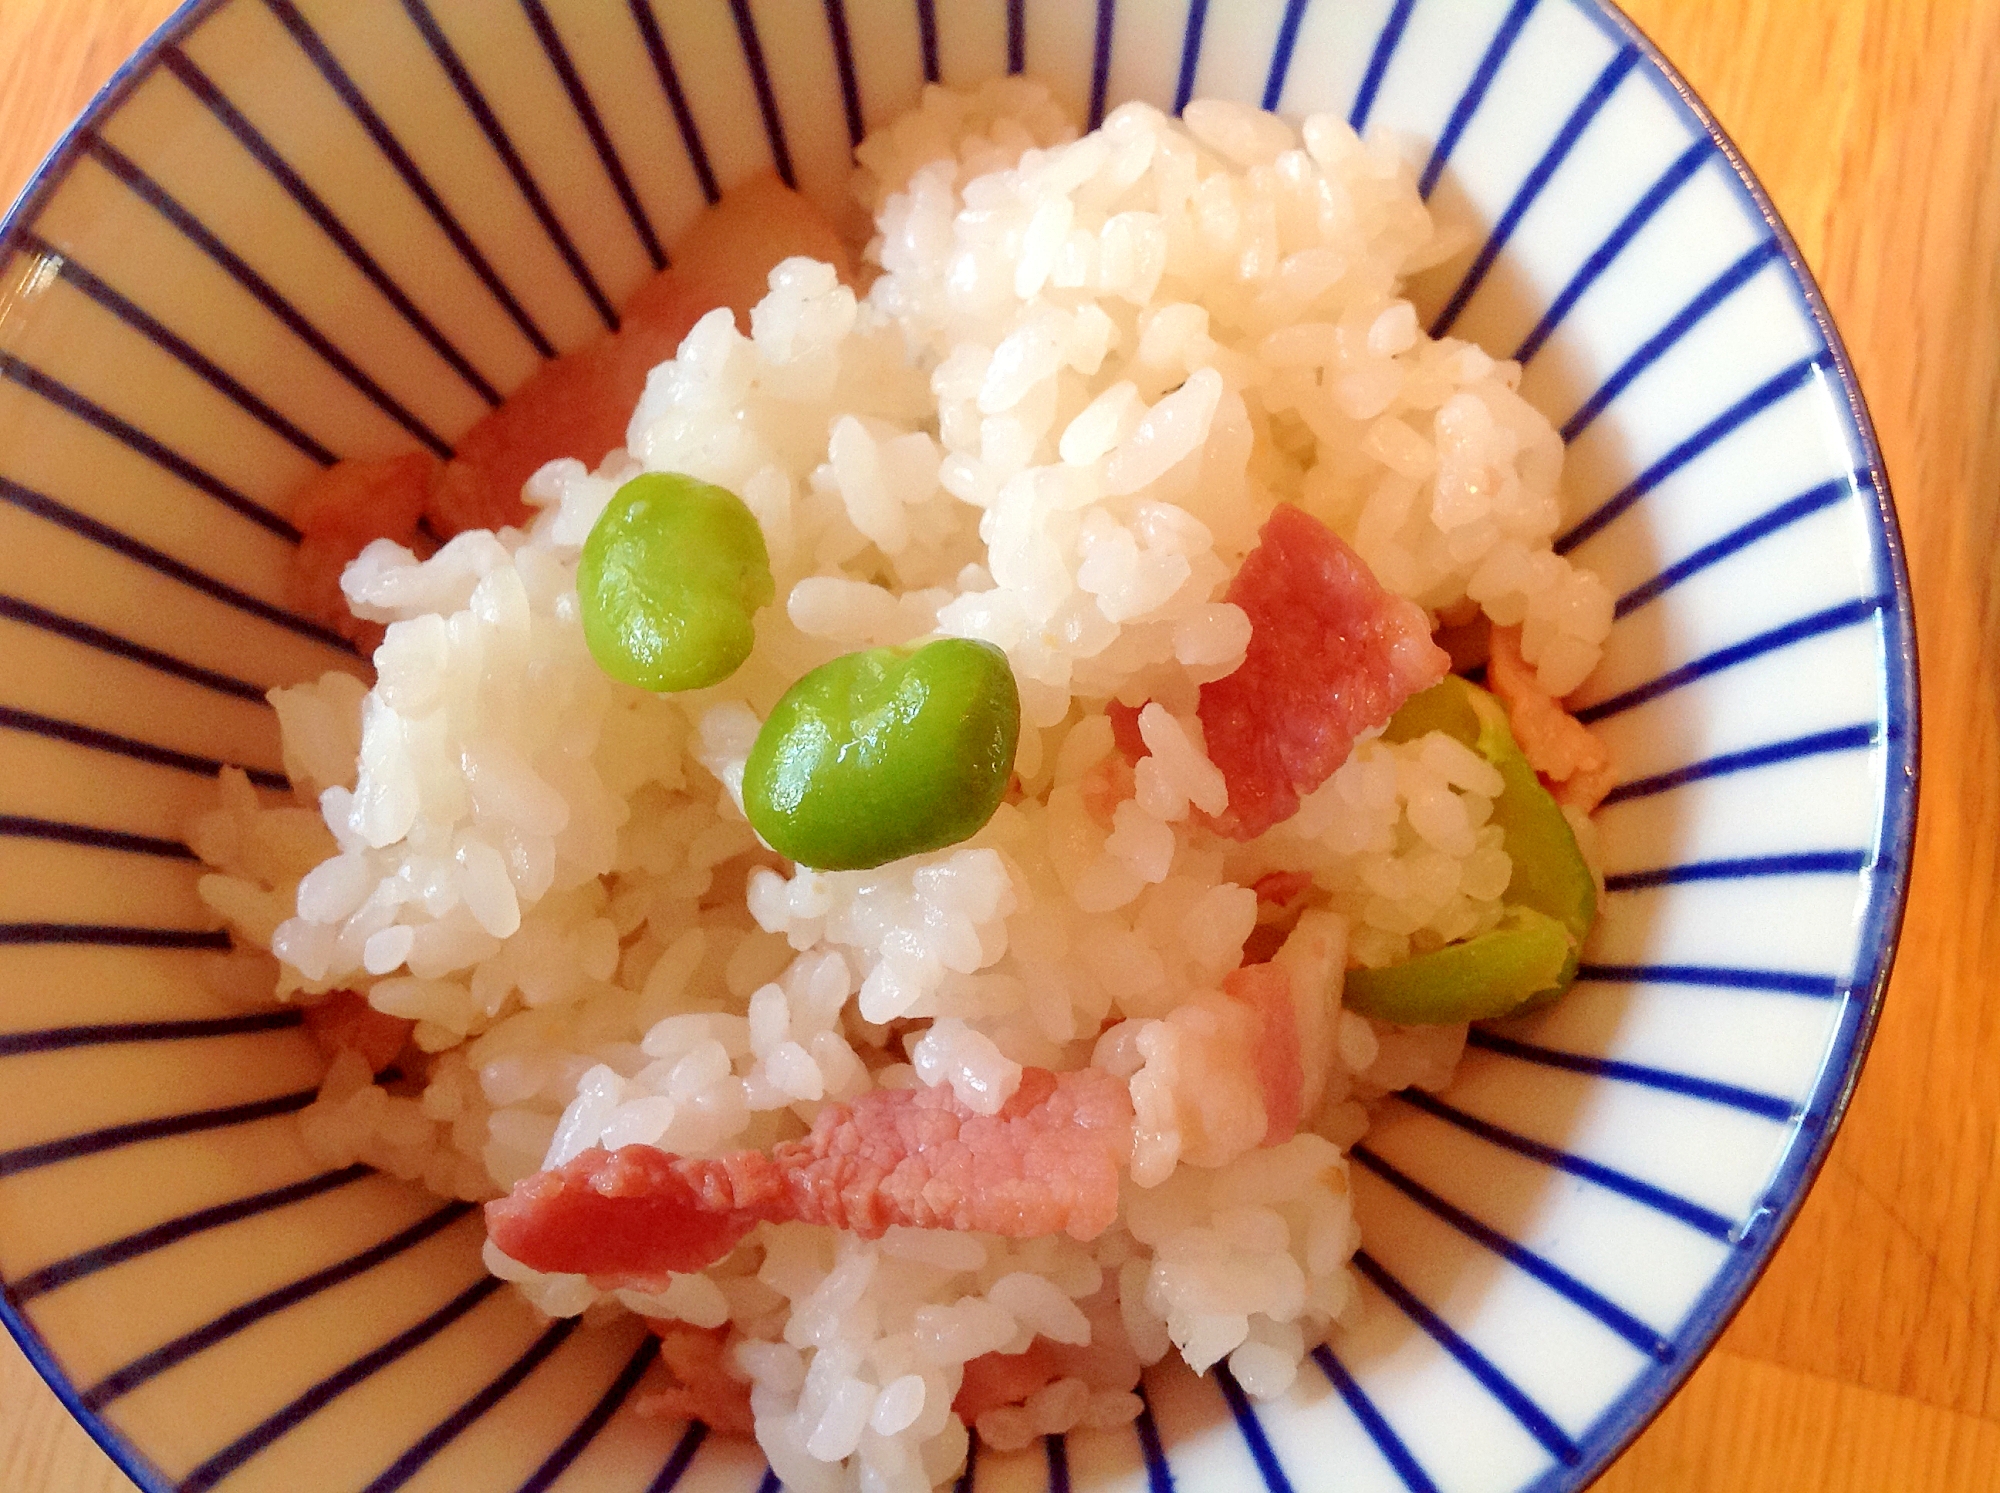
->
xmin=285 ymin=452 xmax=437 ymax=650
xmin=302 ymin=989 xmax=414 ymax=1075
xmin=486 ymin=1067 xmax=1135 ymax=1287
xmin=953 ymin=1339 xmax=1069 ymax=1421
xmin=1222 ymin=962 xmax=1304 ymax=1147
xmin=485 ymin=1148 xmax=766 ymax=1282
xmin=1484 ymin=624 xmax=1616 ymax=812
xmin=636 ymin=1323 xmax=757 ymax=1435
xmin=427 ymin=176 xmax=855 ymax=538
xmin=1199 ymin=504 xmax=1449 ymax=840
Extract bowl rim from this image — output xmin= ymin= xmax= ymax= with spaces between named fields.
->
xmin=0 ymin=1 xmax=1918 ymax=1490
xmin=4 ymin=13 xmax=241 ymax=1486
xmin=1529 ymin=3 xmax=1917 ymax=1480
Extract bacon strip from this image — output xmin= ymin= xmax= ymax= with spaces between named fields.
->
xmin=1079 ymin=752 xmax=1136 ymax=830
xmin=486 ymin=1067 xmax=1135 ymax=1287
xmin=1106 ymin=700 xmax=1147 ymax=763
xmin=285 ymin=176 xmax=854 ymax=610
xmin=286 ymin=453 xmax=437 ymax=648
xmin=486 ymin=1148 xmax=764 ymax=1282
xmin=953 ymin=1340 xmax=1067 ymax=1420
xmin=1222 ymin=963 xmax=1303 ymax=1147
xmin=1251 ymin=870 xmax=1313 ymax=908
xmin=1485 ymin=625 xmax=1615 ymax=812
xmin=636 ymin=1323 xmax=756 ymax=1435
xmin=302 ymin=989 xmax=414 ymax=1074
xmin=428 ymin=176 xmax=854 ymax=537
xmin=1198 ymin=505 xmax=1449 ymax=840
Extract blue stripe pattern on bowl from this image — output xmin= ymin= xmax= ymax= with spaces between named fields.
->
xmin=0 ymin=1 xmax=1915 ymax=1490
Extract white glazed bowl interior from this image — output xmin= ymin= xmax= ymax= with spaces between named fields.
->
xmin=0 ymin=2 xmax=1914 ymax=1492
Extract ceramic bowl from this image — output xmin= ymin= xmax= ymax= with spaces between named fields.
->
xmin=0 ymin=2 xmax=1915 ymax=1491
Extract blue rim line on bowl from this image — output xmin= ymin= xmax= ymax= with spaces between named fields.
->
xmin=0 ymin=1 xmax=1916 ymax=1489
xmin=1503 ymin=6 xmax=1916 ymax=1489
xmin=0 ymin=13 xmax=293 ymax=1487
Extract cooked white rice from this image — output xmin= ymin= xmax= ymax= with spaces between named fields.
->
xmin=195 ymin=78 xmax=1607 ymax=1493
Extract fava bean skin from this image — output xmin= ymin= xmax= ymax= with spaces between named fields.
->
xmin=1384 ymin=674 xmax=1597 ymax=943
xmin=579 ymin=473 xmax=774 ymax=692
xmin=1343 ymin=907 xmax=1575 ymax=1023
xmin=744 ymin=639 xmax=1021 ymax=871
xmin=1362 ymin=673 xmax=1598 ymax=1022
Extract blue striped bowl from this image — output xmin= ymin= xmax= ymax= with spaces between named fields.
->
xmin=0 ymin=2 xmax=1914 ymax=1491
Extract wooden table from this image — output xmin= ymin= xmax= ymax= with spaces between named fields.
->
xmin=3 ymin=1 xmax=1995 ymax=1488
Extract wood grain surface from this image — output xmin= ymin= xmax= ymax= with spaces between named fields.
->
xmin=2 ymin=1 xmax=1995 ymax=1488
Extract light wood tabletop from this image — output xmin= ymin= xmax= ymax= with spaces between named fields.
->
xmin=3 ymin=1 xmax=1996 ymax=1489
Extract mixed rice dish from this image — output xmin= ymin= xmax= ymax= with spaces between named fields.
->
xmin=193 ymin=80 xmax=1616 ymax=1493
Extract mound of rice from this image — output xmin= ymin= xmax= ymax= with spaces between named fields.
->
xmin=194 ymin=79 xmax=1609 ymax=1493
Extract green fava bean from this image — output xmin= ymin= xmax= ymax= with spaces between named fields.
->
xmin=1384 ymin=674 xmax=1597 ymax=943
xmin=579 ymin=472 xmax=774 ymax=692
xmin=744 ymin=639 xmax=1021 ymax=872
xmin=1376 ymin=674 xmax=1598 ymax=1019
xmin=1343 ymin=907 xmax=1576 ymax=1023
